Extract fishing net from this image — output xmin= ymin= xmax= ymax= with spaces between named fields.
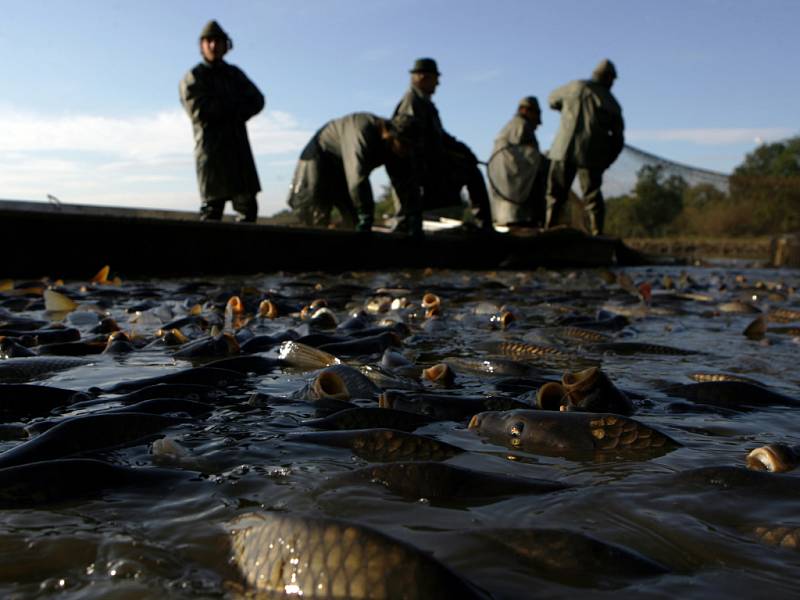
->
xmin=603 ymin=144 xmax=730 ymax=196
xmin=485 ymin=143 xmax=731 ymax=203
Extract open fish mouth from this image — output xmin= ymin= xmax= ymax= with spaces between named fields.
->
xmin=746 ymin=444 xmax=798 ymax=473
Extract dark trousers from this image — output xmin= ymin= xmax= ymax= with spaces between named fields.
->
xmin=391 ymin=149 xmax=492 ymax=233
xmin=545 ymin=161 xmax=605 ymax=235
xmin=201 ymin=195 xmax=258 ymax=223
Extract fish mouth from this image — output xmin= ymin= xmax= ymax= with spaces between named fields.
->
xmin=536 ymin=381 xmax=566 ymax=411
xmin=562 ymin=366 xmax=601 ymax=392
xmin=258 ymin=300 xmax=278 ymax=319
xmin=746 ymin=444 xmax=796 ymax=473
xmin=423 ymin=363 xmax=455 ymax=385
xmin=311 ymin=371 xmax=349 ymax=401
xmin=378 ymin=392 xmax=393 ymax=409
xmin=421 ymin=293 xmax=441 ymax=311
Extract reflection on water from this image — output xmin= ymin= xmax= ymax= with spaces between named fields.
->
xmin=0 ymin=264 xmax=799 ymax=598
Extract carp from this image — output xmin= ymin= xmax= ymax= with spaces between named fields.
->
xmin=303 ymin=407 xmax=434 ymax=432
xmin=0 ymin=458 xmax=185 ymax=508
xmin=752 ymin=526 xmax=800 ymax=550
xmin=443 ymin=356 xmax=540 ymax=378
xmin=747 ymin=443 xmax=800 ymax=473
xmin=0 ymin=338 xmax=36 ymax=358
xmin=279 ymin=341 xmax=340 ymax=370
xmin=35 ymin=339 xmax=107 ymax=356
xmin=229 ymin=512 xmax=487 ymax=599
xmin=380 ymin=390 xmax=531 ymax=421
xmin=0 ymin=356 xmax=94 ymax=382
xmin=97 ymin=398 xmax=213 ymax=417
xmin=0 ymin=327 xmax=81 ymax=345
xmin=0 ymin=383 xmax=91 ymax=417
xmin=483 ymin=341 xmax=578 ymax=364
xmin=318 ymin=331 xmax=402 ymax=357
xmin=288 ymin=428 xmax=463 ymax=462
xmin=296 ymin=365 xmax=381 ymax=403
xmin=70 ymin=383 xmax=222 ymax=411
xmin=173 ymin=332 xmax=240 ymax=359
xmin=0 ymin=412 xmax=188 ymax=469
xmin=669 ymin=466 xmax=800 ymax=494
xmin=687 ymin=372 xmax=764 ymax=386
xmin=203 ymin=355 xmax=284 ymax=375
xmin=768 ymin=308 xmax=800 ymax=323
xmin=91 ymin=365 xmax=246 ymax=394
xmin=537 ymin=367 xmax=634 ymax=415
xmin=239 ymin=330 xmax=299 ymax=353
xmin=477 ymin=528 xmax=669 ymax=586
xmin=663 ymin=381 xmax=800 ymax=410
xmin=591 ymin=342 xmax=698 ymax=356
xmin=469 ymin=410 xmax=679 ymax=457
xmin=335 ymin=461 xmax=569 ymax=501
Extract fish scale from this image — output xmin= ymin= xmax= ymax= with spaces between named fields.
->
xmin=230 ymin=512 xmax=487 ymax=599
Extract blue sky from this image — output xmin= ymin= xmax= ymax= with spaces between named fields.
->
xmin=0 ymin=0 xmax=797 ymax=216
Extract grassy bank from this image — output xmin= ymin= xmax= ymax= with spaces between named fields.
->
xmin=623 ymin=236 xmax=773 ymax=262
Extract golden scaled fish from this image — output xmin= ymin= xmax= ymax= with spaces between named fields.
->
xmin=303 ymin=407 xmax=434 ymax=432
xmin=752 ymin=526 xmax=800 ymax=550
xmin=591 ymin=342 xmax=698 ymax=356
xmin=229 ymin=512 xmax=488 ymax=599
xmin=688 ymin=372 xmax=765 ymax=386
xmin=664 ymin=381 xmax=800 ymax=410
xmin=768 ymin=308 xmax=800 ymax=324
xmin=476 ymin=528 xmax=669 ymax=586
xmin=288 ymin=428 xmax=463 ymax=462
xmin=335 ymin=461 xmax=569 ymax=501
xmin=469 ymin=410 xmax=679 ymax=457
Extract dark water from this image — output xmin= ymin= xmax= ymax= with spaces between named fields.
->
xmin=1 ymin=264 xmax=799 ymax=599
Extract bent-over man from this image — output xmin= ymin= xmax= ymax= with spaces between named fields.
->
xmin=545 ymin=59 xmax=624 ymax=235
xmin=287 ymin=113 xmax=417 ymax=231
xmin=391 ymin=58 xmax=492 ymax=235
xmin=180 ymin=20 xmax=265 ymax=222
xmin=488 ymin=96 xmax=548 ymax=227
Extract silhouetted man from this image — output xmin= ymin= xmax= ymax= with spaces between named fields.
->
xmin=545 ymin=59 xmax=624 ymax=235
xmin=391 ymin=58 xmax=492 ymax=235
xmin=287 ymin=113 xmax=417 ymax=231
xmin=180 ymin=20 xmax=264 ymax=222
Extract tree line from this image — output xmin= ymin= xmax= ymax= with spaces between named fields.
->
xmin=605 ymin=136 xmax=800 ymax=238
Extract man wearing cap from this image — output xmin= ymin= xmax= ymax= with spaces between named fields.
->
xmin=287 ymin=113 xmax=418 ymax=231
xmin=179 ymin=20 xmax=265 ymax=222
xmin=545 ymin=59 xmax=624 ymax=235
xmin=391 ymin=58 xmax=493 ymax=235
xmin=488 ymin=96 xmax=548 ymax=227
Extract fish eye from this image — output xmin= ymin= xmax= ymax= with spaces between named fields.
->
xmin=510 ymin=421 xmax=525 ymax=437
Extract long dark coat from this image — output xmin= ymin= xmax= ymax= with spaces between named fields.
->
xmin=548 ymin=79 xmax=624 ymax=169
xmin=179 ymin=60 xmax=264 ymax=201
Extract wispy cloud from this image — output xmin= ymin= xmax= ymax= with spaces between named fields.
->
xmin=627 ymin=127 xmax=795 ymax=145
xmin=0 ymin=107 xmax=311 ymax=214
xmin=0 ymin=107 xmax=310 ymax=157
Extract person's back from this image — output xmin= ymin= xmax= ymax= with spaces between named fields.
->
xmin=548 ymin=78 xmax=623 ymax=169
xmin=287 ymin=112 xmax=416 ymax=231
xmin=179 ymin=20 xmax=265 ymax=222
xmin=544 ymin=59 xmax=624 ymax=235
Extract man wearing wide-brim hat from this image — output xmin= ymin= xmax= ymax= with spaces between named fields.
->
xmin=545 ymin=59 xmax=624 ymax=235
xmin=287 ymin=113 xmax=419 ymax=230
xmin=179 ymin=20 xmax=265 ymax=222
xmin=390 ymin=57 xmax=493 ymax=235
